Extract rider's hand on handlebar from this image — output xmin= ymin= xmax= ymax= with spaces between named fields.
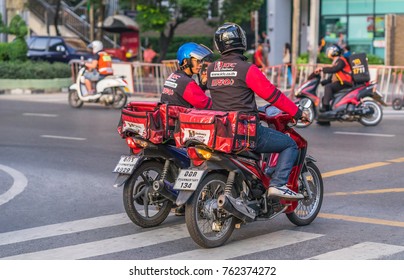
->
xmin=314 ymin=67 xmax=323 ymax=75
xmin=299 ymin=111 xmax=311 ymax=125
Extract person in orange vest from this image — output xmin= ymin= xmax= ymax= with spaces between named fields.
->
xmin=84 ymin=40 xmax=114 ymax=95
xmin=315 ymin=44 xmax=352 ymax=112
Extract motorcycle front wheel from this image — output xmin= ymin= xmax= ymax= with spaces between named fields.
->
xmin=286 ymin=161 xmax=323 ymax=226
xmin=123 ymin=161 xmax=173 ymax=228
xmin=359 ymin=100 xmax=383 ymax=126
xmin=111 ymin=87 xmax=128 ymax=109
xmin=185 ymin=173 xmax=236 ymax=248
xmin=68 ymin=89 xmax=83 ymax=108
xmin=392 ymin=98 xmax=403 ymax=110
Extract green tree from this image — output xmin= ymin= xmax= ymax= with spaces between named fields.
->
xmin=121 ymin=0 xmax=263 ymax=61
xmin=0 ymin=14 xmax=28 ymax=61
xmin=7 ymin=14 xmax=28 ymax=39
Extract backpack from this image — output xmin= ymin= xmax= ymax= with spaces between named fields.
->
xmin=348 ymin=53 xmax=370 ymax=84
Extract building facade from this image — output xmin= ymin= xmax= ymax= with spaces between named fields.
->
xmin=266 ymin=0 xmax=404 ymax=65
xmin=320 ymin=0 xmax=404 ymax=59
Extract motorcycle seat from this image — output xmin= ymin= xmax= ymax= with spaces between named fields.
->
xmin=236 ymin=150 xmax=261 ymax=160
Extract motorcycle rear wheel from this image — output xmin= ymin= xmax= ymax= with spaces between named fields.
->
xmin=123 ymin=161 xmax=173 ymax=228
xmin=111 ymin=87 xmax=128 ymax=109
xmin=359 ymin=100 xmax=383 ymax=126
xmin=286 ymin=161 xmax=323 ymax=226
xmin=68 ymin=90 xmax=83 ymax=108
xmin=392 ymin=98 xmax=403 ymax=110
xmin=185 ymin=173 xmax=236 ymax=248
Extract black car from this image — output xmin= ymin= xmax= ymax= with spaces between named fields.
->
xmin=26 ymin=36 xmax=94 ymax=63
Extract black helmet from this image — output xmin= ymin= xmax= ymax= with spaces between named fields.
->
xmin=214 ymin=22 xmax=247 ymax=54
xmin=326 ymin=44 xmax=342 ymax=57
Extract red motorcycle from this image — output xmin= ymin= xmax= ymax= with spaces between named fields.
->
xmin=172 ymin=100 xmax=323 ymax=248
xmin=293 ymin=72 xmax=386 ymax=127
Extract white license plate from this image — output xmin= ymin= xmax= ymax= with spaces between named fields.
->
xmin=173 ymin=169 xmax=205 ymax=191
xmin=113 ymin=155 xmax=139 ymax=174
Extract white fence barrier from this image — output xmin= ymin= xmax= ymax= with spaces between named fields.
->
xmin=70 ymin=60 xmax=403 ymax=104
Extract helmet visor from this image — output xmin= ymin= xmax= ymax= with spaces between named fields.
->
xmin=189 ymin=44 xmax=213 ymax=61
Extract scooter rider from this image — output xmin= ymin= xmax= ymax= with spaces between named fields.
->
xmin=315 ymin=44 xmax=352 ymax=112
xmin=161 ymin=42 xmax=213 ymax=109
xmin=207 ymin=22 xmax=309 ymax=201
xmin=84 ymin=40 xmax=114 ymax=95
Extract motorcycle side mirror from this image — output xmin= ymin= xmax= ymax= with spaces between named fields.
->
xmin=300 ymin=99 xmax=312 ymax=109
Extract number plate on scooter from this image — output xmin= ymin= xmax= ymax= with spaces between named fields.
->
xmin=173 ymin=169 xmax=205 ymax=191
xmin=113 ymin=155 xmax=139 ymax=174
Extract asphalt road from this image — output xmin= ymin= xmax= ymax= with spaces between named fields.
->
xmin=1 ymin=93 xmax=404 ymax=264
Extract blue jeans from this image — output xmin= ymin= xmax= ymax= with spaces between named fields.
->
xmin=254 ymin=125 xmax=298 ymax=186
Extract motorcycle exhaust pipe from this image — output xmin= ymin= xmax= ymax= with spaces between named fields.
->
xmin=355 ymin=107 xmax=374 ymax=116
xmin=217 ymin=194 xmax=256 ymax=223
xmin=152 ymin=180 xmax=177 ymax=203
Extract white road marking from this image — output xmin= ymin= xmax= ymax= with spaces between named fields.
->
xmin=156 ymin=230 xmax=324 ymax=260
xmin=23 ymin=113 xmax=58 ymax=117
xmin=384 ymin=114 xmax=404 ymax=118
xmin=334 ymin=131 xmax=395 ymax=137
xmin=308 ymin=242 xmax=404 ymax=260
xmin=1 ymin=224 xmax=188 ymax=260
xmin=40 ymin=135 xmax=86 ymax=141
xmin=0 ymin=213 xmax=131 ymax=246
xmin=0 ymin=164 xmax=28 ymax=206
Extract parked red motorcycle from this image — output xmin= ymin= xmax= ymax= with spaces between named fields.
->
xmin=293 ymin=72 xmax=386 ymax=127
xmin=172 ymin=100 xmax=323 ymax=248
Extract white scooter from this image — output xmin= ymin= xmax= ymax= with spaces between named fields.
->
xmin=68 ymin=66 xmax=131 ymax=109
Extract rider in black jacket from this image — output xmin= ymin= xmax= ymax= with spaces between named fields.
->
xmin=161 ymin=42 xmax=213 ymax=109
xmin=315 ymin=44 xmax=353 ymax=112
xmin=207 ymin=23 xmax=309 ymax=201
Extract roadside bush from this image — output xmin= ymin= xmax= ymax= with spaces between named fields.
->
xmin=0 ymin=60 xmax=71 ymax=79
xmin=297 ymin=53 xmax=309 ymax=64
xmin=0 ymin=39 xmax=28 ymax=62
xmin=367 ymin=54 xmax=384 ymax=65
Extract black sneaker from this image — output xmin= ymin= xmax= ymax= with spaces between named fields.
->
xmin=266 ymin=185 xmax=304 ymax=200
xmin=175 ymin=205 xmax=185 ymax=216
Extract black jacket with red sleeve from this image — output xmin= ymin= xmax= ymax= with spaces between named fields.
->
xmin=206 ymin=52 xmax=301 ymax=118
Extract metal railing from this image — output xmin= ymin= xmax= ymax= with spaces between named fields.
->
xmin=69 ymin=58 xmax=403 ymax=104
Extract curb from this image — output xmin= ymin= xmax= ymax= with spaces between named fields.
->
xmin=0 ymin=88 xmax=69 ymax=95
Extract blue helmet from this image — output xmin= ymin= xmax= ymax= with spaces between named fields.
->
xmin=176 ymin=42 xmax=213 ymax=67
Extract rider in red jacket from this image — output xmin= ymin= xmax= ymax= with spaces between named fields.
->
xmin=207 ymin=23 xmax=309 ymax=201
